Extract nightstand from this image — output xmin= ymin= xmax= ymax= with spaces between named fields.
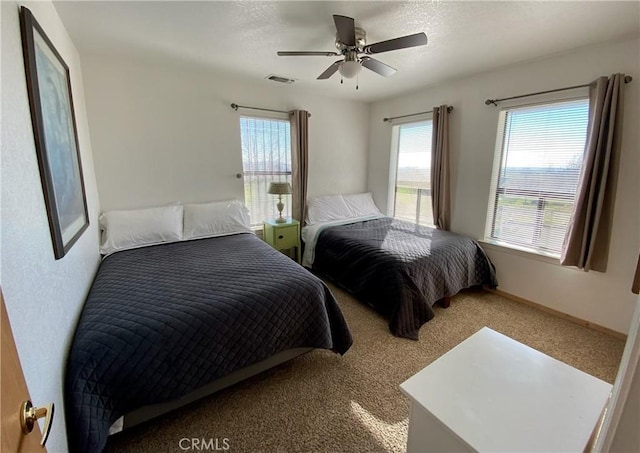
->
xmin=400 ymin=328 xmax=612 ymax=453
xmin=263 ymin=218 xmax=301 ymax=263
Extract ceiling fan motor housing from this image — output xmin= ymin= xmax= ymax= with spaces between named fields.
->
xmin=335 ymin=27 xmax=367 ymax=52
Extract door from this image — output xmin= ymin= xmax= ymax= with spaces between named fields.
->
xmin=1 ymin=289 xmax=47 ymax=453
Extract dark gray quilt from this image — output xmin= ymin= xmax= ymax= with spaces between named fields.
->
xmin=312 ymin=218 xmax=497 ymax=339
xmin=64 ymin=233 xmax=352 ymax=453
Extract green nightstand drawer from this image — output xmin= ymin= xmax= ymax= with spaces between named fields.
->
xmin=263 ymin=218 xmax=301 ymax=263
xmin=273 ymin=224 xmax=298 ymax=249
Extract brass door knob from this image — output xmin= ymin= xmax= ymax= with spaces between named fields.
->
xmin=20 ymin=400 xmax=54 ymax=446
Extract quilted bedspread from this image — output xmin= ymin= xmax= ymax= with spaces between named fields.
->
xmin=312 ymin=218 xmax=497 ymax=339
xmin=64 ymin=233 xmax=352 ymax=453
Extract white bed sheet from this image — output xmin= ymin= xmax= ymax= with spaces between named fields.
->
xmin=301 ymin=214 xmax=386 ymax=268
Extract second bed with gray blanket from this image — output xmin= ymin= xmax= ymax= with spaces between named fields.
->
xmin=65 ymin=233 xmax=352 ymax=453
xmin=312 ymin=217 xmax=497 ymax=339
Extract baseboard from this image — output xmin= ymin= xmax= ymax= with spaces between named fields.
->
xmin=489 ymin=289 xmax=627 ymax=340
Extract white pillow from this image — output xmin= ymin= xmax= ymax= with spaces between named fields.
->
xmin=343 ymin=192 xmax=382 ymax=218
xmin=305 ymin=194 xmax=353 ymax=225
xmin=183 ymin=200 xmax=252 ymax=240
xmin=100 ymin=204 xmax=183 ymax=256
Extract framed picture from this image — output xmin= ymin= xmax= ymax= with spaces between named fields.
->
xmin=20 ymin=7 xmax=89 ymax=259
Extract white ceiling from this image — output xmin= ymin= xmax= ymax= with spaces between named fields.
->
xmin=54 ymin=1 xmax=640 ymax=103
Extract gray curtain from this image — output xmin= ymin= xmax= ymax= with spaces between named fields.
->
xmin=431 ymin=105 xmax=451 ymax=230
xmin=290 ymin=110 xmax=309 ymax=223
xmin=561 ymin=74 xmax=625 ymax=271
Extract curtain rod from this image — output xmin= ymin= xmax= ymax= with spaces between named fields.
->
xmin=230 ymin=103 xmax=311 ymax=117
xmin=383 ymin=106 xmax=454 ymax=123
xmin=485 ymin=75 xmax=633 ymax=106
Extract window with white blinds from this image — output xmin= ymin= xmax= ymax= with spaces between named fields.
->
xmin=392 ymin=120 xmax=435 ymax=226
xmin=239 ymin=116 xmax=292 ymax=226
xmin=487 ymin=97 xmax=589 ymax=256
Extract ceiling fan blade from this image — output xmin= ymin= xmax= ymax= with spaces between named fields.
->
xmin=333 ymin=15 xmax=356 ymax=46
xmin=363 ymin=32 xmax=428 ymax=54
xmin=317 ymin=61 xmax=342 ymax=80
xmin=277 ymin=51 xmax=340 ymax=56
xmin=361 ymin=57 xmax=397 ymax=77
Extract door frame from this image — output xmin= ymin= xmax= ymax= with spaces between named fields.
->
xmin=592 ymin=296 xmax=640 ymax=451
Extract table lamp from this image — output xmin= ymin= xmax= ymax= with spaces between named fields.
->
xmin=268 ymin=182 xmax=292 ymax=223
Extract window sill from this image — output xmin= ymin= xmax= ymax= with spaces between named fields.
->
xmin=479 ymin=239 xmax=562 ymax=266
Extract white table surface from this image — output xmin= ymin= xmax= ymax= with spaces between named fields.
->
xmin=400 ymin=327 xmax=612 ymax=452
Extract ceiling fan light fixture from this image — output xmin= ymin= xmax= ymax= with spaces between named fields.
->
xmin=339 ymin=60 xmax=361 ymax=79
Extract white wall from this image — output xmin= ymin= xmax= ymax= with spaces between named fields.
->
xmin=1 ymin=1 xmax=101 ymax=452
xmin=368 ymin=38 xmax=640 ymax=334
xmin=80 ymin=54 xmax=370 ymax=213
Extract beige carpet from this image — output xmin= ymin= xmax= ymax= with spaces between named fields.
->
xmin=109 ymin=284 xmax=625 ymax=453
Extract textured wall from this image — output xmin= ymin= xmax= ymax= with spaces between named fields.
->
xmin=80 ymin=54 xmax=370 ymax=213
xmin=1 ymin=2 xmax=101 ymax=451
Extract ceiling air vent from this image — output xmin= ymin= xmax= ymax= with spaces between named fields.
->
xmin=266 ymin=74 xmax=296 ymax=84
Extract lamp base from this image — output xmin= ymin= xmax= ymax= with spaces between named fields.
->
xmin=276 ymin=199 xmax=286 ymax=223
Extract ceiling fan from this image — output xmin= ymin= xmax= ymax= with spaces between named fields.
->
xmin=277 ymin=15 xmax=428 ymax=83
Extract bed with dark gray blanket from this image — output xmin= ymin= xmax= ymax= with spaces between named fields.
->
xmin=311 ymin=217 xmax=497 ymax=339
xmin=64 ymin=233 xmax=352 ymax=453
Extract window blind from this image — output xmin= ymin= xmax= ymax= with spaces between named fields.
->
xmin=240 ymin=116 xmax=292 ymax=226
xmin=393 ymin=120 xmax=434 ymax=226
xmin=489 ymin=98 xmax=589 ymax=255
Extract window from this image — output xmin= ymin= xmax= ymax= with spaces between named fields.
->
xmin=486 ymin=97 xmax=589 ymax=256
xmin=391 ymin=120 xmax=434 ymax=226
xmin=239 ymin=116 xmax=292 ymax=226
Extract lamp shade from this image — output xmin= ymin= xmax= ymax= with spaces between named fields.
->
xmin=268 ymin=182 xmax=292 ymax=195
xmin=338 ymin=60 xmax=362 ymax=79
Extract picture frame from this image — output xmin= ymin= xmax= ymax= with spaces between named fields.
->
xmin=20 ymin=6 xmax=89 ymax=260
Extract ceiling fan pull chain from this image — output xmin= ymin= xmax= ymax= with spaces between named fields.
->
xmin=356 ymin=74 xmax=359 ymax=90
xmin=341 ymin=77 xmax=344 ymax=84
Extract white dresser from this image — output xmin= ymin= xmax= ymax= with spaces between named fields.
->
xmin=400 ymin=327 xmax=612 ymax=452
